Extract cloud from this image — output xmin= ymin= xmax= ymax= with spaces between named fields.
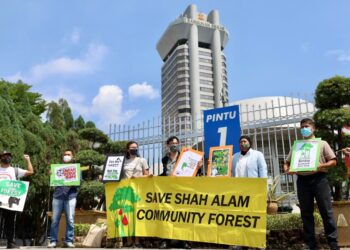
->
xmin=325 ymin=49 xmax=350 ymax=62
xmin=92 ymin=85 xmax=139 ymax=127
xmin=128 ymin=82 xmax=160 ymax=100
xmin=43 ymin=85 xmax=138 ymax=130
xmin=4 ymin=42 xmax=108 ymax=83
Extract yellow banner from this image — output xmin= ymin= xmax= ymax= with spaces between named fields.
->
xmin=105 ymin=177 xmax=267 ymax=248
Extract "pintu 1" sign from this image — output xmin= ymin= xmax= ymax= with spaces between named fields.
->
xmin=203 ymin=105 xmax=241 ymax=157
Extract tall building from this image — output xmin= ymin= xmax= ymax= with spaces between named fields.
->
xmin=157 ymin=4 xmax=229 ymax=133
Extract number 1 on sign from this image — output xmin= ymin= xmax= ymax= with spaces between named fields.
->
xmin=218 ymin=127 xmax=227 ymax=146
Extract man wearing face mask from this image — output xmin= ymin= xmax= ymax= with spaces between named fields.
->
xmin=0 ymin=150 xmax=33 ymax=249
xmin=231 ymin=136 xmax=268 ymax=178
xmin=48 ymin=149 xmax=78 ymax=248
xmin=284 ymin=118 xmax=339 ymax=250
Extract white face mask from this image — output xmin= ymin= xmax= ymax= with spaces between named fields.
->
xmin=63 ymin=155 xmax=72 ymax=163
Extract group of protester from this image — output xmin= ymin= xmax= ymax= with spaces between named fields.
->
xmin=1 ymin=117 xmax=349 ymax=250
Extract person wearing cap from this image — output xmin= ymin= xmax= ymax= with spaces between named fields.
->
xmin=0 ymin=150 xmax=34 ymax=249
xmin=232 ymin=136 xmax=268 ymax=178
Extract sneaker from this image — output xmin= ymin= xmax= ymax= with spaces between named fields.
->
xmin=7 ymin=242 xmax=19 ymax=249
xmin=47 ymin=242 xmax=57 ymax=248
xmin=65 ymin=242 xmax=75 ymax=248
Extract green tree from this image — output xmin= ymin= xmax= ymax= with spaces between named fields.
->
xmin=78 ymin=127 xmax=109 ymax=149
xmin=59 ymin=98 xmax=74 ymax=130
xmin=74 ymin=115 xmax=85 ymax=131
xmin=314 ymin=76 xmax=350 ymax=200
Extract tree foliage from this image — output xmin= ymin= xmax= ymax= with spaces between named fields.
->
xmin=313 ymin=76 xmax=350 ymax=200
xmin=0 ymin=79 xmax=114 ymax=243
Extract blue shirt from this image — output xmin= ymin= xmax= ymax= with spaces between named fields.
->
xmin=53 ymin=186 xmax=78 ymax=200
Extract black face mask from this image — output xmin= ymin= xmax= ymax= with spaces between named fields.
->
xmin=1 ymin=157 xmax=12 ymax=164
xmin=170 ymin=145 xmax=179 ymax=153
xmin=129 ymin=149 xmax=138 ymax=156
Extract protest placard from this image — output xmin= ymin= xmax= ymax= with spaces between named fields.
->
xmin=172 ymin=148 xmax=203 ymax=177
xmin=207 ymin=145 xmax=233 ymax=177
xmin=50 ymin=163 xmax=81 ymax=186
xmin=0 ymin=180 xmax=29 ymax=212
xmin=290 ymin=139 xmax=321 ymax=172
xmin=102 ymin=154 xmax=125 ymax=182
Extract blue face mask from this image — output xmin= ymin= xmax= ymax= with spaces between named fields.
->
xmin=301 ymin=127 xmax=313 ymax=138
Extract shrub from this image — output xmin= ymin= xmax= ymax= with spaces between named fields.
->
xmin=76 ymin=180 xmax=104 ymax=210
xmin=267 ymin=213 xmax=322 ymax=231
xmin=75 ymin=224 xmax=91 ymax=236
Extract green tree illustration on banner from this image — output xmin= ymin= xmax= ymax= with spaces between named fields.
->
xmin=109 ymin=186 xmax=140 ymax=237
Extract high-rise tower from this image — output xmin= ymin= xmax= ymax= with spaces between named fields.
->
xmin=157 ymin=4 xmax=229 ymax=133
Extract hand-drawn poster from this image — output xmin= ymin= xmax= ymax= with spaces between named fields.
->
xmin=290 ymin=139 xmax=321 ymax=172
xmin=172 ymin=148 xmax=204 ymax=177
xmin=207 ymin=145 xmax=233 ymax=177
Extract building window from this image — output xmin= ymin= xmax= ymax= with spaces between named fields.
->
xmin=200 ymin=72 xmax=213 ymax=78
xmin=199 ymin=65 xmax=212 ymax=71
xmin=199 ymin=58 xmax=212 ymax=63
xmin=199 ymin=51 xmax=211 ymax=57
xmin=200 ymin=94 xmax=214 ymax=100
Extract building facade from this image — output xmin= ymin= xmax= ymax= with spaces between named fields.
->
xmin=157 ymin=4 xmax=229 ymax=132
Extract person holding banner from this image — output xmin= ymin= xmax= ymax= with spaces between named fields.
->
xmin=0 ymin=150 xmax=33 ymax=249
xmin=122 ymin=141 xmax=150 ymax=248
xmin=231 ymin=136 xmax=268 ymax=178
xmin=284 ymin=118 xmax=339 ymax=250
xmin=159 ymin=136 xmax=192 ymax=249
xmin=48 ymin=149 xmax=78 ymax=249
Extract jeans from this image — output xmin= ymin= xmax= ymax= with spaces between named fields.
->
xmin=50 ymin=197 xmax=76 ymax=243
xmin=297 ymin=173 xmax=338 ymax=249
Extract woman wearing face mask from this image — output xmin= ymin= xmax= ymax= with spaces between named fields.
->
xmin=122 ymin=141 xmax=150 ymax=180
xmin=231 ymin=136 xmax=268 ymax=178
xmin=122 ymin=141 xmax=150 ymax=248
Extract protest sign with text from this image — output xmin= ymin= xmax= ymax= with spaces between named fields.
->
xmin=172 ymin=148 xmax=204 ymax=177
xmin=105 ymin=177 xmax=267 ymax=248
xmin=290 ymin=139 xmax=321 ymax=172
xmin=0 ymin=180 xmax=29 ymax=212
xmin=207 ymin=145 xmax=233 ymax=177
xmin=102 ymin=154 xmax=125 ymax=182
xmin=50 ymin=163 xmax=81 ymax=186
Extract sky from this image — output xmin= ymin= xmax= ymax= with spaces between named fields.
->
xmin=1 ymin=1 xmax=349 ymax=132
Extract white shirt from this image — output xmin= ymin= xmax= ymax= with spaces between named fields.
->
xmin=122 ymin=157 xmax=149 ymax=179
xmin=235 ymin=151 xmax=250 ymax=177
xmin=0 ymin=166 xmax=27 ymax=180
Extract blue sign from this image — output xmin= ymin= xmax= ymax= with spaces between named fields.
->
xmin=203 ymin=105 xmax=241 ymax=157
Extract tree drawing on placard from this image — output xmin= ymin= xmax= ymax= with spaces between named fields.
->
xmin=109 ymin=186 xmax=140 ymax=237
xmin=298 ymin=143 xmax=313 ymax=167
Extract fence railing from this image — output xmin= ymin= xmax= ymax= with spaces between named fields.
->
xmin=108 ymin=95 xmax=316 ymax=195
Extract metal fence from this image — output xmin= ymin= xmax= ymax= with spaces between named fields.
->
xmin=108 ymin=96 xmax=316 ymax=194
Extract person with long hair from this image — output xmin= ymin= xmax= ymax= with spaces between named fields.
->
xmin=122 ymin=141 xmax=150 ymax=248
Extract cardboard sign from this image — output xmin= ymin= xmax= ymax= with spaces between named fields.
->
xmin=172 ymin=148 xmax=204 ymax=177
xmin=50 ymin=163 xmax=81 ymax=186
xmin=102 ymin=154 xmax=125 ymax=182
xmin=290 ymin=139 xmax=321 ymax=172
xmin=0 ymin=180 xmax=29 ymax=212
xmin=207 ymin=145 xmax=233 ymax=177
